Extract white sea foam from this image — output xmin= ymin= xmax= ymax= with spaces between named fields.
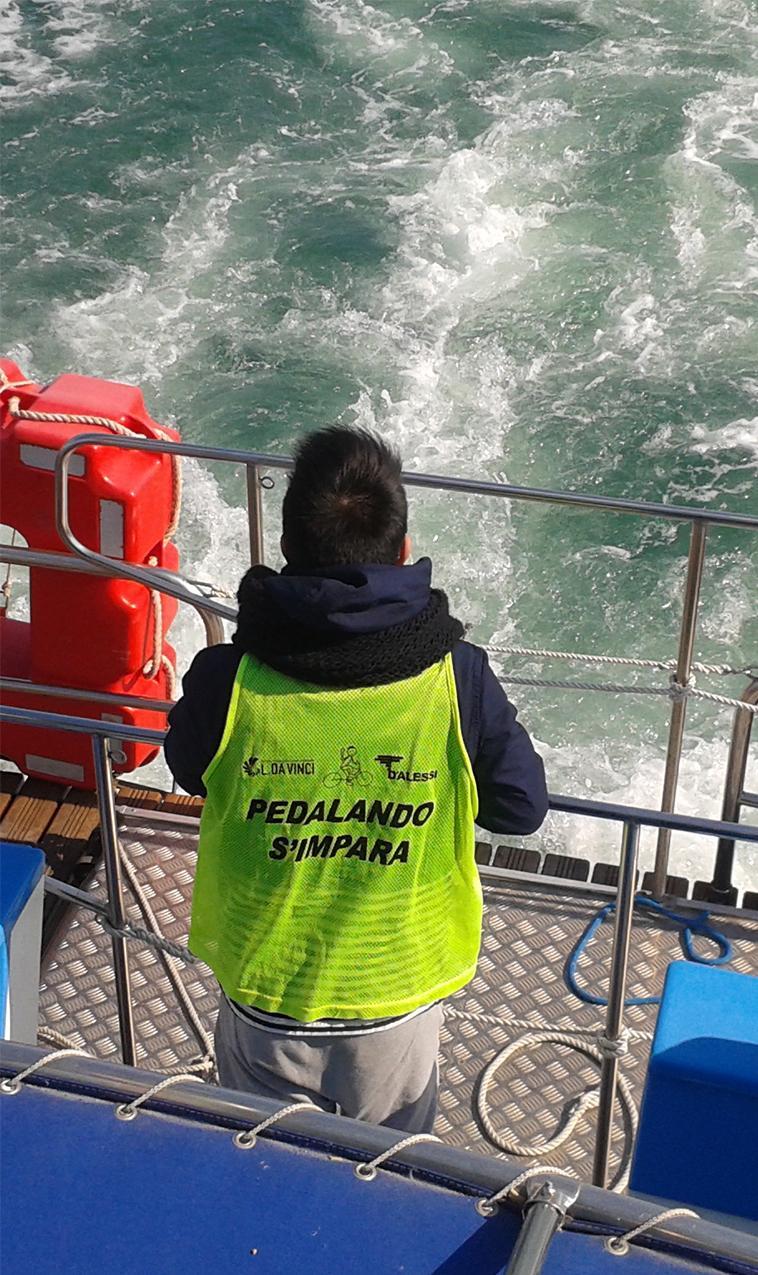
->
xmin=8 ymin=0 xmax=757 ymax=887
xmin=44 ymin=0 xmax=136 ymax=58
xmin=690 ymin=418 xmax=758 ymax=460
xmin=0 ymin=0 xmax=73 ymax=104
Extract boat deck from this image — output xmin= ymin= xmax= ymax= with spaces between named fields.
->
xmin=33 ymin=799 xmax=758 ymax=1187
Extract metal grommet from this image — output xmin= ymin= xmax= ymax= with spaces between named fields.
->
xmin=0 ymin=1078 xmax=21 ymax=1095
xmin=115 ymin=1103 xmax=138 ymax=1122
xmin=605 ymin=1237 xmax=629 ymax=1256
xmin=260 ymin=475 xmax=275 ymax=489
xmin=354 ymin=1163 xmax=377 ymax=1181
xmin=233 ymin=1130 xmax=257 ymax=1149
xmin=475 ymin=1198 xmax=497 ymax=1217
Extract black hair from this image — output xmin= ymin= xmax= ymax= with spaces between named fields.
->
xmin=281 ymin=426 xmax=407 ymax=569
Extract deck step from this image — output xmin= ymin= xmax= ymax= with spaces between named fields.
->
xmin=542 ymin=853 xmax=589 ymax=881
xmin=115 ymin=783 xmax=163 ymax=810
xmin=492 ymin=845 xmax=541 ymax=873
xmin=591 ymin=862 xmax=640 ymax=889
xmin=640 ymin=871 xmax=689 ymax=899
xmin=474 ymin=841 xmax=493 ymax=866
xmin=691 ymin=879 xmax=738 ymax=906
xmin=159 ymin=792 xmax=204 ymax=818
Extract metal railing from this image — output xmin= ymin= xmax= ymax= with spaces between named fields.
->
xmin=2 ymin=700 xmax=758 ymax=1191
xmin=711 ymin=678 xmax=758 ymax=904
xmin=0 ymin=541 xmax=226 ymax=647
xmin=49 ymin=432 xmax=758 ymax=897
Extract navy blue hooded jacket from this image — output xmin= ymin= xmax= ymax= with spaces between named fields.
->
xmin=165 ymin=559 xmax=548 ymax=837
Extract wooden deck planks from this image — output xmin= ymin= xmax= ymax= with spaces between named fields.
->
xmin=0 ymin=778 xmax=64 ymax=845
xmin=41 ymin=790 xmax=101 ymax=874
xmin=0 ymin=771 xmax=24 ymax=821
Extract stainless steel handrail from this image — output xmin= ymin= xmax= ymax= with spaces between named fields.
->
xmin=53 ymin=433 xmax=758 ymax=529
xmin=51 ymin=430 xmax=758 ymax=896
xmin=2 ymin=700 xmax=758 ymax=1188
xmin=0 ymin=542 xmax=227 ymax=646
xmin=709 ymin=678 xmax=758 ymax=904
xmin=0 ymin=677 xmax=174 ymax=715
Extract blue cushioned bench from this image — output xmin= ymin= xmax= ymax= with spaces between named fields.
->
xmin=631 ymin=960 xmax=758 ymax=1221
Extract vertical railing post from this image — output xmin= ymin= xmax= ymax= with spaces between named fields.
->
xmin=91 ymin=736 xmax=136 ymax=1067
xmin=246 ymin=464 xmax=265 ymax=566
xmin=592 ymin=819 xmax=640 ymax=1189
xmin=653 ymin=520 xmax=708 ymax=896
xmin=503 ymin=1178 xmax=580 ymax=1275
xmin=707 ymin=678 xmax=758 ymax=904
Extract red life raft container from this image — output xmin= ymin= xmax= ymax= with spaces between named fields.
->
xmin=0 ymin=360 xmax=180 ymax=789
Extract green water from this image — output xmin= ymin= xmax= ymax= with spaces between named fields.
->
xmin=2 ymin=0 xmax=757 ymax=882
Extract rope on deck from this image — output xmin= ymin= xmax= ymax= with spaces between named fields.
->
xmin=472 ymin=1028 xmax=637 ymax=1191
xmin=115 ymin=843 xmax=215 ymax=1078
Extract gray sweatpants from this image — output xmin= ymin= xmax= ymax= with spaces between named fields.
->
xmin=214 ymin=996 xmax=443 ymax=1133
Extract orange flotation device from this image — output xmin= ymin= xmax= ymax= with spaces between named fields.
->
xmin=0 ymin=359 xmax=180 ymax=789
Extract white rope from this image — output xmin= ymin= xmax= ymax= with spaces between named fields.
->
xmin=444 ymin=1004 xmax=653 ymax=1044
xmin=115 ymin=1072 xmax=203 ymax=1121
xmin=495 ymin=672 xmax=758 ymax=714
xmin=498 ymin=674 xmax=675 ymax=697
xmin=161 ymin=653 xmax=177 ymax=701
xmin=0 ymin=368 xmax=36 ymax=393
xmin=1 ymin=527 xmax=18 ymax=609
xmin=37 ymin=1025 xmax=84 ymax=1051
xmin=354 ymin=1133 xmax=442 ymax=1180
xmin=487 ymin=645 xmax=756 ymax=679
xmin=141 ymin=556 xmax=163 ymax=680
xmin=476 ymin=1165 xmax=578 ymax=1216
xmin=474 ymin=1030 xmax=637 ymax=1191
xmin=688 ymin=686 xmax=758 ymax=713
xmin=0 ymin=1048 xmax=92 ymax=1093
xmin=116 ymin=845 xmax=214 ymax=1076
xmin=605 ymin=1207 xmax=700 ymax=1255
xmin=233 ymin=1101 xmax=324 ymax=1149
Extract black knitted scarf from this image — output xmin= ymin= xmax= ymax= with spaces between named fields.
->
xmin=234 ymin=566 xmax=464 ymax=687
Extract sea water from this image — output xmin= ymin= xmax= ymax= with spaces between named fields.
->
xmin=2 ymin=0 xmax=757 ymax=887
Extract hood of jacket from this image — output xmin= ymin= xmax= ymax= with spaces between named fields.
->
xmin=262 ymin=558 xmax=432 ymax=637
xmin=233 ymin=558 xmax=464 ymax=687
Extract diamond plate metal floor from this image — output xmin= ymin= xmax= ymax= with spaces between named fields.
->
xmin=39 ymin=809 xmax=758 ymax=1185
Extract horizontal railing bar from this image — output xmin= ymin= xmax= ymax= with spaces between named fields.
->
xmin=0 ymin=677 xmax=173 ymax=715
xmin=2 ymin=701 xmax=757 ymax=844
xmin=0 ymin=704 xmax=165 ymax=746
xmin=740 ymin=791 xmax=758 ymax=810
xmin=549 ymin=792 xmax=758 ymax=842
xmin=0 ymin=543 xmax=133 ymax=579
xmin=0 ymin=544 xmax=228 ymax=645
xmin=44 ymin=877 xmax=108 ymax=916
xmin=55 ymin=434 xmax=758 ymax=530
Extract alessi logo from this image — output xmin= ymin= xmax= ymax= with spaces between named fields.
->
xmin=375 ymin=755 xmax=438 ymax=783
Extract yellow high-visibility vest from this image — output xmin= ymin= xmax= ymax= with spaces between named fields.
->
xmin=190 ymin=653 xmax=482 ymax=1021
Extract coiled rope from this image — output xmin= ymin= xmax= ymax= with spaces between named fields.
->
xmin=472 ymin=1027 xmax=636 ymax=1191
xmin=566 ymin=895 xmax=732 ymax=1008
